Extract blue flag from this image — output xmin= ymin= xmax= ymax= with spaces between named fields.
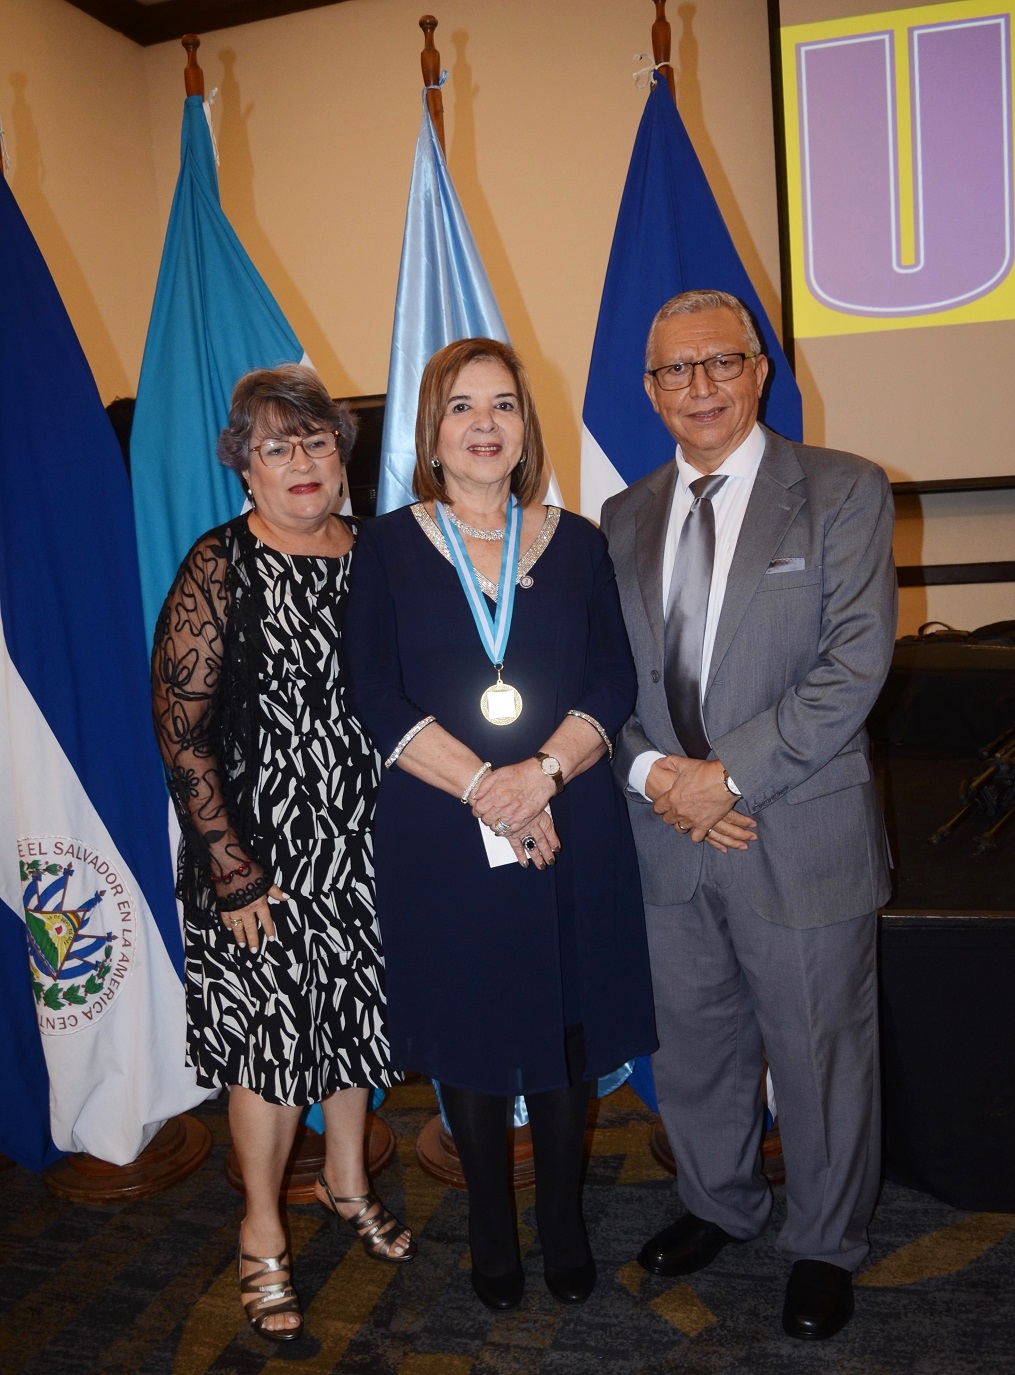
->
xmin=0 ymin=175 xmax=205 ymax=1170
xmin=377 ymin=88 xmax=512 ymax=515
xmin=131 ymin=95 xmax=304 ymax=646
xmin=581 ymin=77 xmax=803 ymax=518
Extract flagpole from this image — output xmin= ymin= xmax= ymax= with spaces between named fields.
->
xmin=650 ymin=0 xmax=677 ymax=103
xmin=182 ymin=34 xmax=204 ymax=97
xmin=419 ymin=15 xmax=446 ymax=155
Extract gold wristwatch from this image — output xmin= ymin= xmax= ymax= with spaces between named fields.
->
xmin=534 ymin=752 xmax=565 ymax=795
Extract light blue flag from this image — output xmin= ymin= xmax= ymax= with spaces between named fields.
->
xmin=0 ymin=174 xmax=205 ymax=1170
xmin=581 ymin=76 xmax=802 ymax=520
xmin=377 ymin=87 xmax=511 ymax=515
xmin=131 ymin=95 xmax=304 ymax=646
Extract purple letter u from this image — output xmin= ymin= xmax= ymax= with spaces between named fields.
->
xmin=798 ymin=16 xmax=1012 ymax=316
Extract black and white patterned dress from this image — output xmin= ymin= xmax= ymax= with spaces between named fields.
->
xmin=152 ymin=515 xmax=394 ymax=1106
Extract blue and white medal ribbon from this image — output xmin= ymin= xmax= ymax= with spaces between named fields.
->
xmin=436 ymin=495 xmax=524 ymax=725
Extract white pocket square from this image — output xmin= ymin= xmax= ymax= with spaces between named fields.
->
xmin=766 ymin=557 xmax=805 ymax=573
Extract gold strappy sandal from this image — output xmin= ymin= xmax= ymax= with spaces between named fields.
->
xmin=237 ymin=1240 xmax=303 ymax=1342
xmin=317 ymin=1171 xmax=417 ymax=1263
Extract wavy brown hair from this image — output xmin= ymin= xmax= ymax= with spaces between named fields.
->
xmin=412 ymin=338 xmax=546 ymax=505
xmin=217 ymin=364 xmax=356 ymax=475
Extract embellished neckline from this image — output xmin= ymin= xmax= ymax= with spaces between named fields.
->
xmin=411 ymin=503 xmax=560 ymax=598
xmin=447 ymin=509 xmax=506 ymax=541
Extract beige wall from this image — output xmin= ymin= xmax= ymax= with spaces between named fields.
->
xmin=138 ymin=0 xmax=783 ymax=512
xmin=0 ymin=0 xmax=160 ymax=399
xmin=4 ymin=0 xmax=1010 ymax=633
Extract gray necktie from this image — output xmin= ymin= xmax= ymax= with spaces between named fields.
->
xmin=664 ymin=474 xmax=728 ymax=759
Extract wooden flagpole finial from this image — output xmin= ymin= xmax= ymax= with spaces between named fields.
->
xmin=182 ymin=35 xmax=205 ymax=98
xmin=651 ymin=1 xmax=677 ymax=102
xmin=419 ymin=15 xmax=446 ymax=155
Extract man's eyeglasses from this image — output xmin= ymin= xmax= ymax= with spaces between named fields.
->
xmin=646 ymin=352 xmax=759 ymax=391
xmin=250 ymin=431 xmax=341 ymax=469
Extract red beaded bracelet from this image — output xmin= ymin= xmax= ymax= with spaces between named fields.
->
xmin=211 ymin=861 xmax=252 ymax=887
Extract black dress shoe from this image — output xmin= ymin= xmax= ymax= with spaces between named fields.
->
xmin=544 ymin=1252 xmax=597 ymax=1304
xmin=782 ymin=1260 xmax=854 ymax=1340
xmin=471 ymin=1265 xmax=525 ymax=1311
xmin=638 ymin=1212 xmax=738 ymax=1276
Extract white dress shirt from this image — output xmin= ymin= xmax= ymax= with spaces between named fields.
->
xmin=628 ymin=423 xmax=765 ymax=798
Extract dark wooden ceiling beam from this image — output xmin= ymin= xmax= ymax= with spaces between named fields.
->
xmin=64 ymin=0 xmax=351 ymax=47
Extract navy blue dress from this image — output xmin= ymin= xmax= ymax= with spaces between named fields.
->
xmin=344 ymin=504 xmax=656 ymax=1096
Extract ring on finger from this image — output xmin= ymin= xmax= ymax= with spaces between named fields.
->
xmin=522 ymin=835 xmax=537 ymax=854
xmin=493 ymin=819 xmax=510 ymax=837
xmin=676 ymin=822 xmax=689 ymax=834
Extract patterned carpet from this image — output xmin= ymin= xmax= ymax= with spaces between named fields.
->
xmin=2 ymin=1079 xmax=1014 ymax=1375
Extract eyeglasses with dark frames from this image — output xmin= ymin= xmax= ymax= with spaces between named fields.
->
xmin=646 ymin=352 xmax=759 ymax=391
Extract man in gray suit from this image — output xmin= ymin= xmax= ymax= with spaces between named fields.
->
xmin=600 ymin=289 xmax=896 ymax=1340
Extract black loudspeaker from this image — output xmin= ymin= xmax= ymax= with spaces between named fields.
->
xmin=881 ymin=914 xmax=1015 ymax=1212
xmin=343 ymin=394 xmax=385 ymax=518
xmin=870 ymin=640 xmax=1015 ymax=1211
xmin=105 ymin=396 xmax=136 ymax=477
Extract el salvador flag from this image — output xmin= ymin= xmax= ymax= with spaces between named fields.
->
xmin=131 ymin=94 xmax=306 ymax=648
xmin=378 ymin=85 xmax=561 ymax=515
xmin=580 ymin=76 xmax=802 ymax=520
xmin=0 ymin=174 xmax=206 ymax=1170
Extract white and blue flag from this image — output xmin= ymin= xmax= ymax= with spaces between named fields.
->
xmin=0 ymin=174 xmax=206 ymax=1170
xmin=581 ymin=76 xmax=803 ymax=519
xmin=583 ymin=77 xmax=798 ymax=1124
xmin=378 ymin=86 xmax=561 ymax=514
xmin=131 ymin=94 xmax=305 ymax=647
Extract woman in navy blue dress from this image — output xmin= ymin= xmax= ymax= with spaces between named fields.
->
xmin=344 ymin=339 xmax=656 ymax=1310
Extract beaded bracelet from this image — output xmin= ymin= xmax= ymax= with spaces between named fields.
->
xmin=217 ymin=873 xmax=272 ymax=913
xmin=461 ymin=761 xmax=492 ymax=804
xmin=211 ymin=861 xmax=252 ymax=887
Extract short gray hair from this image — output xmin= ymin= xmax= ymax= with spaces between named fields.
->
xmin=645 ymin=290 xmax=762 ymax=368
xmin=217 ymin=364 xmax=357 ymax=475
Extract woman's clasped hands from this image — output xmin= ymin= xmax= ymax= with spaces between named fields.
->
xmin=471 ymin=760 xmax=560 ymax=869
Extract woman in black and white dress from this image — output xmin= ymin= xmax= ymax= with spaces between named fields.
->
xmin=152 ymin=365 xmax=413 ymax=1345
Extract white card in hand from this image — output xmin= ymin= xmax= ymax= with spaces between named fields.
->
xmin=480 ymin=819 xmax=517 ymax=867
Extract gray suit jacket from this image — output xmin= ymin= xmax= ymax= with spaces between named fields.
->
xmin=600 ymin=426 xmax=897 ymax=928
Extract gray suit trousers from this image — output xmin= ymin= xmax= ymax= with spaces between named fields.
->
xmin=646 ymin=843 xmax=880 ymax=1271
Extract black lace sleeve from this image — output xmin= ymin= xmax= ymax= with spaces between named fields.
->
xmin=151 ymin=530 xmax=266 ymax=914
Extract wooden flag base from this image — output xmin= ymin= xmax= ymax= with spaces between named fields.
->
xmin=44 ymin=1113 xmax=212 ymax=1205
xmin=649 ymin=1117 xmax=786 ymax=1187
xmin=415 ymin=1114 xmax=537 ymax=1191
xmin=225 ymin=1114 xmax=396 ymax=1204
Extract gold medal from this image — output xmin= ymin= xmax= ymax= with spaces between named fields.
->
xmin=481 ymin=667 xmax=522 ymax=725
